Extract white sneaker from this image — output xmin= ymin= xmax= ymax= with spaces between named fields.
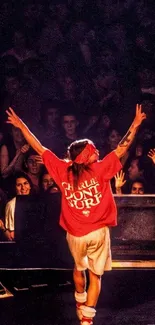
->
xmin=76 ymin=303 xmax=84 ymax=320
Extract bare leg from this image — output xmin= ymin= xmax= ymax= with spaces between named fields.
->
xmin=73 ymin=266 xmax=86 ymax=293
xmin=86 ymin=269 xmax=101 ymax=307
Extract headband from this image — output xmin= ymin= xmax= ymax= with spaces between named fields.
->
xmin=73 ymin=143 xmax=96 ymax=165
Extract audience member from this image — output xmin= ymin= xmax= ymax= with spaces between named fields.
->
xmin=68 ymin=20 xmax=97 ymax=71
xmin=0 ymin=172 xmax=33 ymax=241
xmin=114 ymin=170 xmax=147 ymax=194
xmin=24 ymin=149 xmax=43 ymax=193
xmin=39 ymin=167 xmax=59 ymax=194
xmin=1 ymin=28 xmax=37 ymax=64
xmin=0 ymin=126 xmax=29 ymax=196
xmin=40 ymin=99 xmax=63 ymax=156
xmin=60 ymin=110 xmax=81 ymax=157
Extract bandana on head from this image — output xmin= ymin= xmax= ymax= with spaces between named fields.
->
xmin=73 ymin=143 xmax=96 ymax=165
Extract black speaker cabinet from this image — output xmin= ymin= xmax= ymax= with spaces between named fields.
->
xmin=111 ymin=195 xmax=155 ymax=258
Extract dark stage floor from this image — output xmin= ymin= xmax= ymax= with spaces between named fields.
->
xmin=0 ymin=269 xmax=155 ymax=325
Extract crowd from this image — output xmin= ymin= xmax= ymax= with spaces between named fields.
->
xmin=0 ymin=0 xmax=155 ymax=242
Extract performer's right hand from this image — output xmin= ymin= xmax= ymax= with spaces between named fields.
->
xmin=6 ymin=107 xmax=23 ymax=129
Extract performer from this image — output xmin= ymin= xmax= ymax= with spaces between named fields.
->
xmin=6 ymin=105 xmax=146 ymax=325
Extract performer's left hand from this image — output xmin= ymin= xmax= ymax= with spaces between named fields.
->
xmin=134 ymin=104 xmax=146 ymax=128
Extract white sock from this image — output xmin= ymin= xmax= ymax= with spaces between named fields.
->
xmin=74 ymin=291 xmax=87 ymax=303
xmin=81 ymin=305 xmax=96 ymax=318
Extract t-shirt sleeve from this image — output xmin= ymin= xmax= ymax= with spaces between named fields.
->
xmin=99 ymin=151 xmax=122 ymax=181
xmin=5 ymin=198 xmax=16 ymax=231
xmin=42 ymin=149 xmax=66 ymax=186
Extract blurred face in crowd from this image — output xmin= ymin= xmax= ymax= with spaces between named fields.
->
xmin=106 ymin=24 xmax=126 ymax=48
xmin=55 ymin=3 xmax=69 ymax=22
xmin=63 ymin=77 xmax=76 ymax=100
xmin=26 ymin=155 xmax=41 ymax=175
xmin=5 ymin=76 xmax=20 ymax=95
xmin=135 ymin=0 xmax=148 ymax=21
xmin=141 ymin=100 xmax=155 ymax=127
xmin=135 ymin=144 xmax=143 ymax=157
xmin=131 ymin=182 xmax=145 ymax=195
xmin=16 ymin=177 xmax=31 ymax=195
xmin=136 ymin=35 xmax=148 ymax=50
xmin=46 ymin=108 xmax=60 ymax=128
xmin=12 ymin=126 xmax=25 ymax=143
xmin=95 ymin=75 xmax=115 ymax=95
xmin=108 ymin=129 xmax=121 ymax=149
xmin=55 ymin=54 xmax=68 ymax=76
xmin=42 ymin=173 xmax=54 ymax=191
xmin=0 ymin=3 xmax=12 ymax=25
xmin=128 ymin=159 xmax=143 ymax=180
xmin=13 ymin=31 xmax=26 ymax=48
xmin=99 ymin=48 xmax=115 ymax=68
xmin=88 ymin=115 xmax=98 ymax=126
xmin=62 ymin=115 xmax=79 ymax=137
xmin=72 ymin=0 xmax=86 ymax=12
xmin=22 ymin=59 xmax=43 ymax=80
xmin=99 ymin=114 xmax=111 ymax=129
xmin=24 ymin=3 xmax=43 ymax=21
xmin=71 ymin=21 xmax=88 ymax=42
xmin=3 ymin=56 xmax=19 ymax=74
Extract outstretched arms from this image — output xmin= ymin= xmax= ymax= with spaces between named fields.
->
xmin=6 ymin=107 xmax=46 ymax=156
xmin=115 ymin=104 xmax=146 ymax=159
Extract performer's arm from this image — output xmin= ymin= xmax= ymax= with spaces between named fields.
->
xmin=115 ymin=104 xmax=146 ymax=159
xmin=6 ymin=107 xmax=46 ymax=156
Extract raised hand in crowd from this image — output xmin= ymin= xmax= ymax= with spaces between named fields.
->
xmin=20 ymin=144 xmax=30 ymax=154
xmin=16 ymin=144 xmax=30 ymax=156
xmin=34 ymin=155 xmax=44 ymax=164
xmin=114 ymin=170 xmax=126 ymax=194
xmin=0 ymin=138 xmax=29 ymax=179
xmin=147 ymin=149 xmax=155 ymax=164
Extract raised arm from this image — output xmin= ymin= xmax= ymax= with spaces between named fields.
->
xmin=6 ymin=107 xmax=46 ymax=156
xmin=115 ymin=104 xmax=146 ymax=159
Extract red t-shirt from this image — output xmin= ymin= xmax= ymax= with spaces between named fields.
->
xmin=42 ymin=150 xmax=122 ymax=236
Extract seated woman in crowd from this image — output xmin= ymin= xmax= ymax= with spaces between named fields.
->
xmin=0 ymin=172 xmax=33 ymax=241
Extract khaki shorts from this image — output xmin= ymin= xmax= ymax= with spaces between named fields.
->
xmin=66 ymin=227 xmax=112 ymax=275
